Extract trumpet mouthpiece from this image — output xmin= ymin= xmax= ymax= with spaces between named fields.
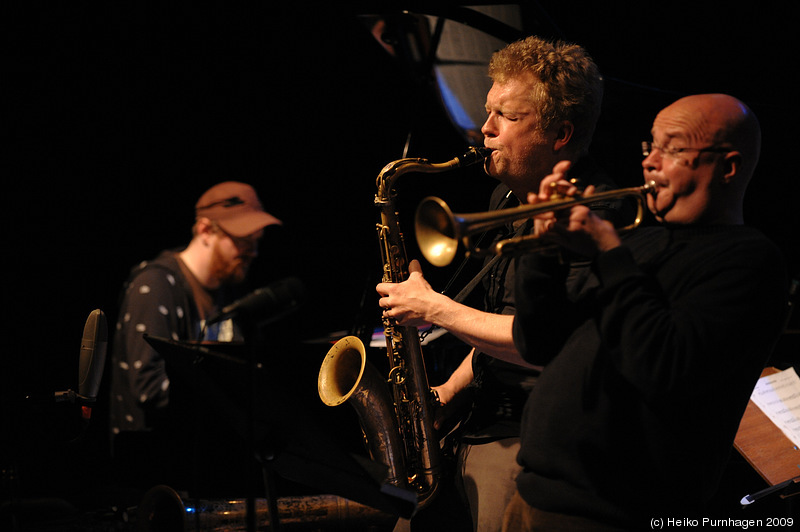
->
xmin=644 ymin=180 xmax=659 ymax=195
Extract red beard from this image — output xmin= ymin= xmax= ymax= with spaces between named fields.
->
xmin=209 ymin=243 xmax=252 ymax=286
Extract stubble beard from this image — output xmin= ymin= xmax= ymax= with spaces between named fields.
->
xmin=210 ymin=243 xmax=251 ymax=287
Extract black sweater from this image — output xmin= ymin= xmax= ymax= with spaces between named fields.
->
xmin=512 ymin=225 xmax=787 ymax=527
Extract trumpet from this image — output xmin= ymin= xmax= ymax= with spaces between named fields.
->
xmin=415 ymin=181 xmax=657 ymax=266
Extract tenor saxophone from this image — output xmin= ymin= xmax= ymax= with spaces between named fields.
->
xmin=318 ymin=147 xmax=491 ymax=511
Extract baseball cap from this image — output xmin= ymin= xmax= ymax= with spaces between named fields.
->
xmin=195 ymin=181 xmax=282 ymax=237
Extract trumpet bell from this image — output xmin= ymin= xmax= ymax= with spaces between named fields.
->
xmin=415 ymin=196 xmax=459 ymax=267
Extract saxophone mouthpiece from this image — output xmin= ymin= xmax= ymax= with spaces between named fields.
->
xmin=457 ymin=146 xmax=493 ymax=167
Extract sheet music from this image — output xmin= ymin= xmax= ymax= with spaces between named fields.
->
xmin=750 ymin=367 xmax=800 ymax=448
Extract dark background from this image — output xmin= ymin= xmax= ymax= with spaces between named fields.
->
xmin=4 ymin=1 xmax=798 ymax=526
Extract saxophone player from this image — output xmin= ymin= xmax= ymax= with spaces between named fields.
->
xmin=377 ymin=36 xmax=627 ymax=532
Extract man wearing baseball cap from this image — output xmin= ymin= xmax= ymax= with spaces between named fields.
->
xmin=187 ymin=181 xmax=282 ymax=288
xmin=109 ymin=181 xmax=280 ymax=492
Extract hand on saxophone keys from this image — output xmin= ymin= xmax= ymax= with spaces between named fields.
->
xmin=377 ymin=259 xmax=437 ymax=329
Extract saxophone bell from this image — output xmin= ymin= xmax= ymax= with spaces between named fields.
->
xmin=318 ymin=336 xmax=409 ymax=489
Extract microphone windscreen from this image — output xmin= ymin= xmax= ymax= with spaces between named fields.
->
xmin=78 ymin=309 xmax=108 ymax=401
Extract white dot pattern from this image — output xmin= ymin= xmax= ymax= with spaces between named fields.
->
xmin=110 ymin=256 xmax=242 ymax=440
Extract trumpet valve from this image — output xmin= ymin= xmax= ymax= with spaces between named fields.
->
xmin=547 ymin=177 xmax=581 ymax=201
xmin=547 ymin=181 xmax=561 ymax=201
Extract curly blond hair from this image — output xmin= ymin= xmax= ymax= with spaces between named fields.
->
xmin=489 ymin=36 xmax=603 ymax=154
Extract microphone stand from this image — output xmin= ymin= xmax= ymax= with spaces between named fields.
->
xmin=191 ymin=319 xmax=274 ymax=532
xmin=51 ymin=389 xmax=97 ymax=427
xmin=52 ymin=389 xmax=95 ymax=405
xmin=246 ymin=342 xmax=257 ymax=532
xmin=242 ymin=322 xmax=282 ymax=532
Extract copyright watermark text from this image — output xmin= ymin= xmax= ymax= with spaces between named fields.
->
xmin=650 ymin=517 xmax=793 ymax=529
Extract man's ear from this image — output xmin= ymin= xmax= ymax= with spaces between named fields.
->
xmin=195 ymin=217 xmax=216 ymax=244
xmin=553 ymin=120 xmax=575 ymax=152
xmin=720 ymin=151 xmax=742 ymax=185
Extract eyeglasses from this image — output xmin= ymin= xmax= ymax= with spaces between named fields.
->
xmin=641 ymin=141 xmax=729 ymax=158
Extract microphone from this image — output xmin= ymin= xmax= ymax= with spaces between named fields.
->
xmin=77 ymin=309 xmax=108 ymax=421
xmin=207 ymin=276 xmax=306 ymax=326
xmin=49 ymin=309 xmax=108 ymax=422
xmin=78 ymin=309 xmax=108 ymax=403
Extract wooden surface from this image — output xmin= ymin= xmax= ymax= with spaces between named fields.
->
xmin=734 ymin=367 xmax=800 ymax=486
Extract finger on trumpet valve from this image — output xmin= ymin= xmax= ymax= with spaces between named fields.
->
xmin=547 ymin=178 xmax=582 ymax=201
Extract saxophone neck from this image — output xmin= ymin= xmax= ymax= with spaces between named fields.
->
xmin=376 ymin=147 xmax=492 ymax=201
xmin=457 ymin=146 xmax=492 ymax=166
xmin=376 ymin=157 xmax=427 ymax=201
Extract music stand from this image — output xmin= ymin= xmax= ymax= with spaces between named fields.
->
xmin=144 ymin=335 xmax=416 ymax=529
xmin=734 ymin=367 xmax=800 ymax=505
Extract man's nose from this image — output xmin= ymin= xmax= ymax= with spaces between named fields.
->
xmin=642 ymin=150 xmax=661 ymax=172
xmin=481 ymin=114 xmax=497 ymax=138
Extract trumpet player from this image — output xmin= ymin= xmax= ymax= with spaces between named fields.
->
xmin=378 ymin=36 xmax=627 ymax=532
xmin=505 ymin=94 xmax=787 ymax=530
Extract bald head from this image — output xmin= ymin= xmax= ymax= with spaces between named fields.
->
xmin=660 ymin=94 xmax=761 ymax=184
